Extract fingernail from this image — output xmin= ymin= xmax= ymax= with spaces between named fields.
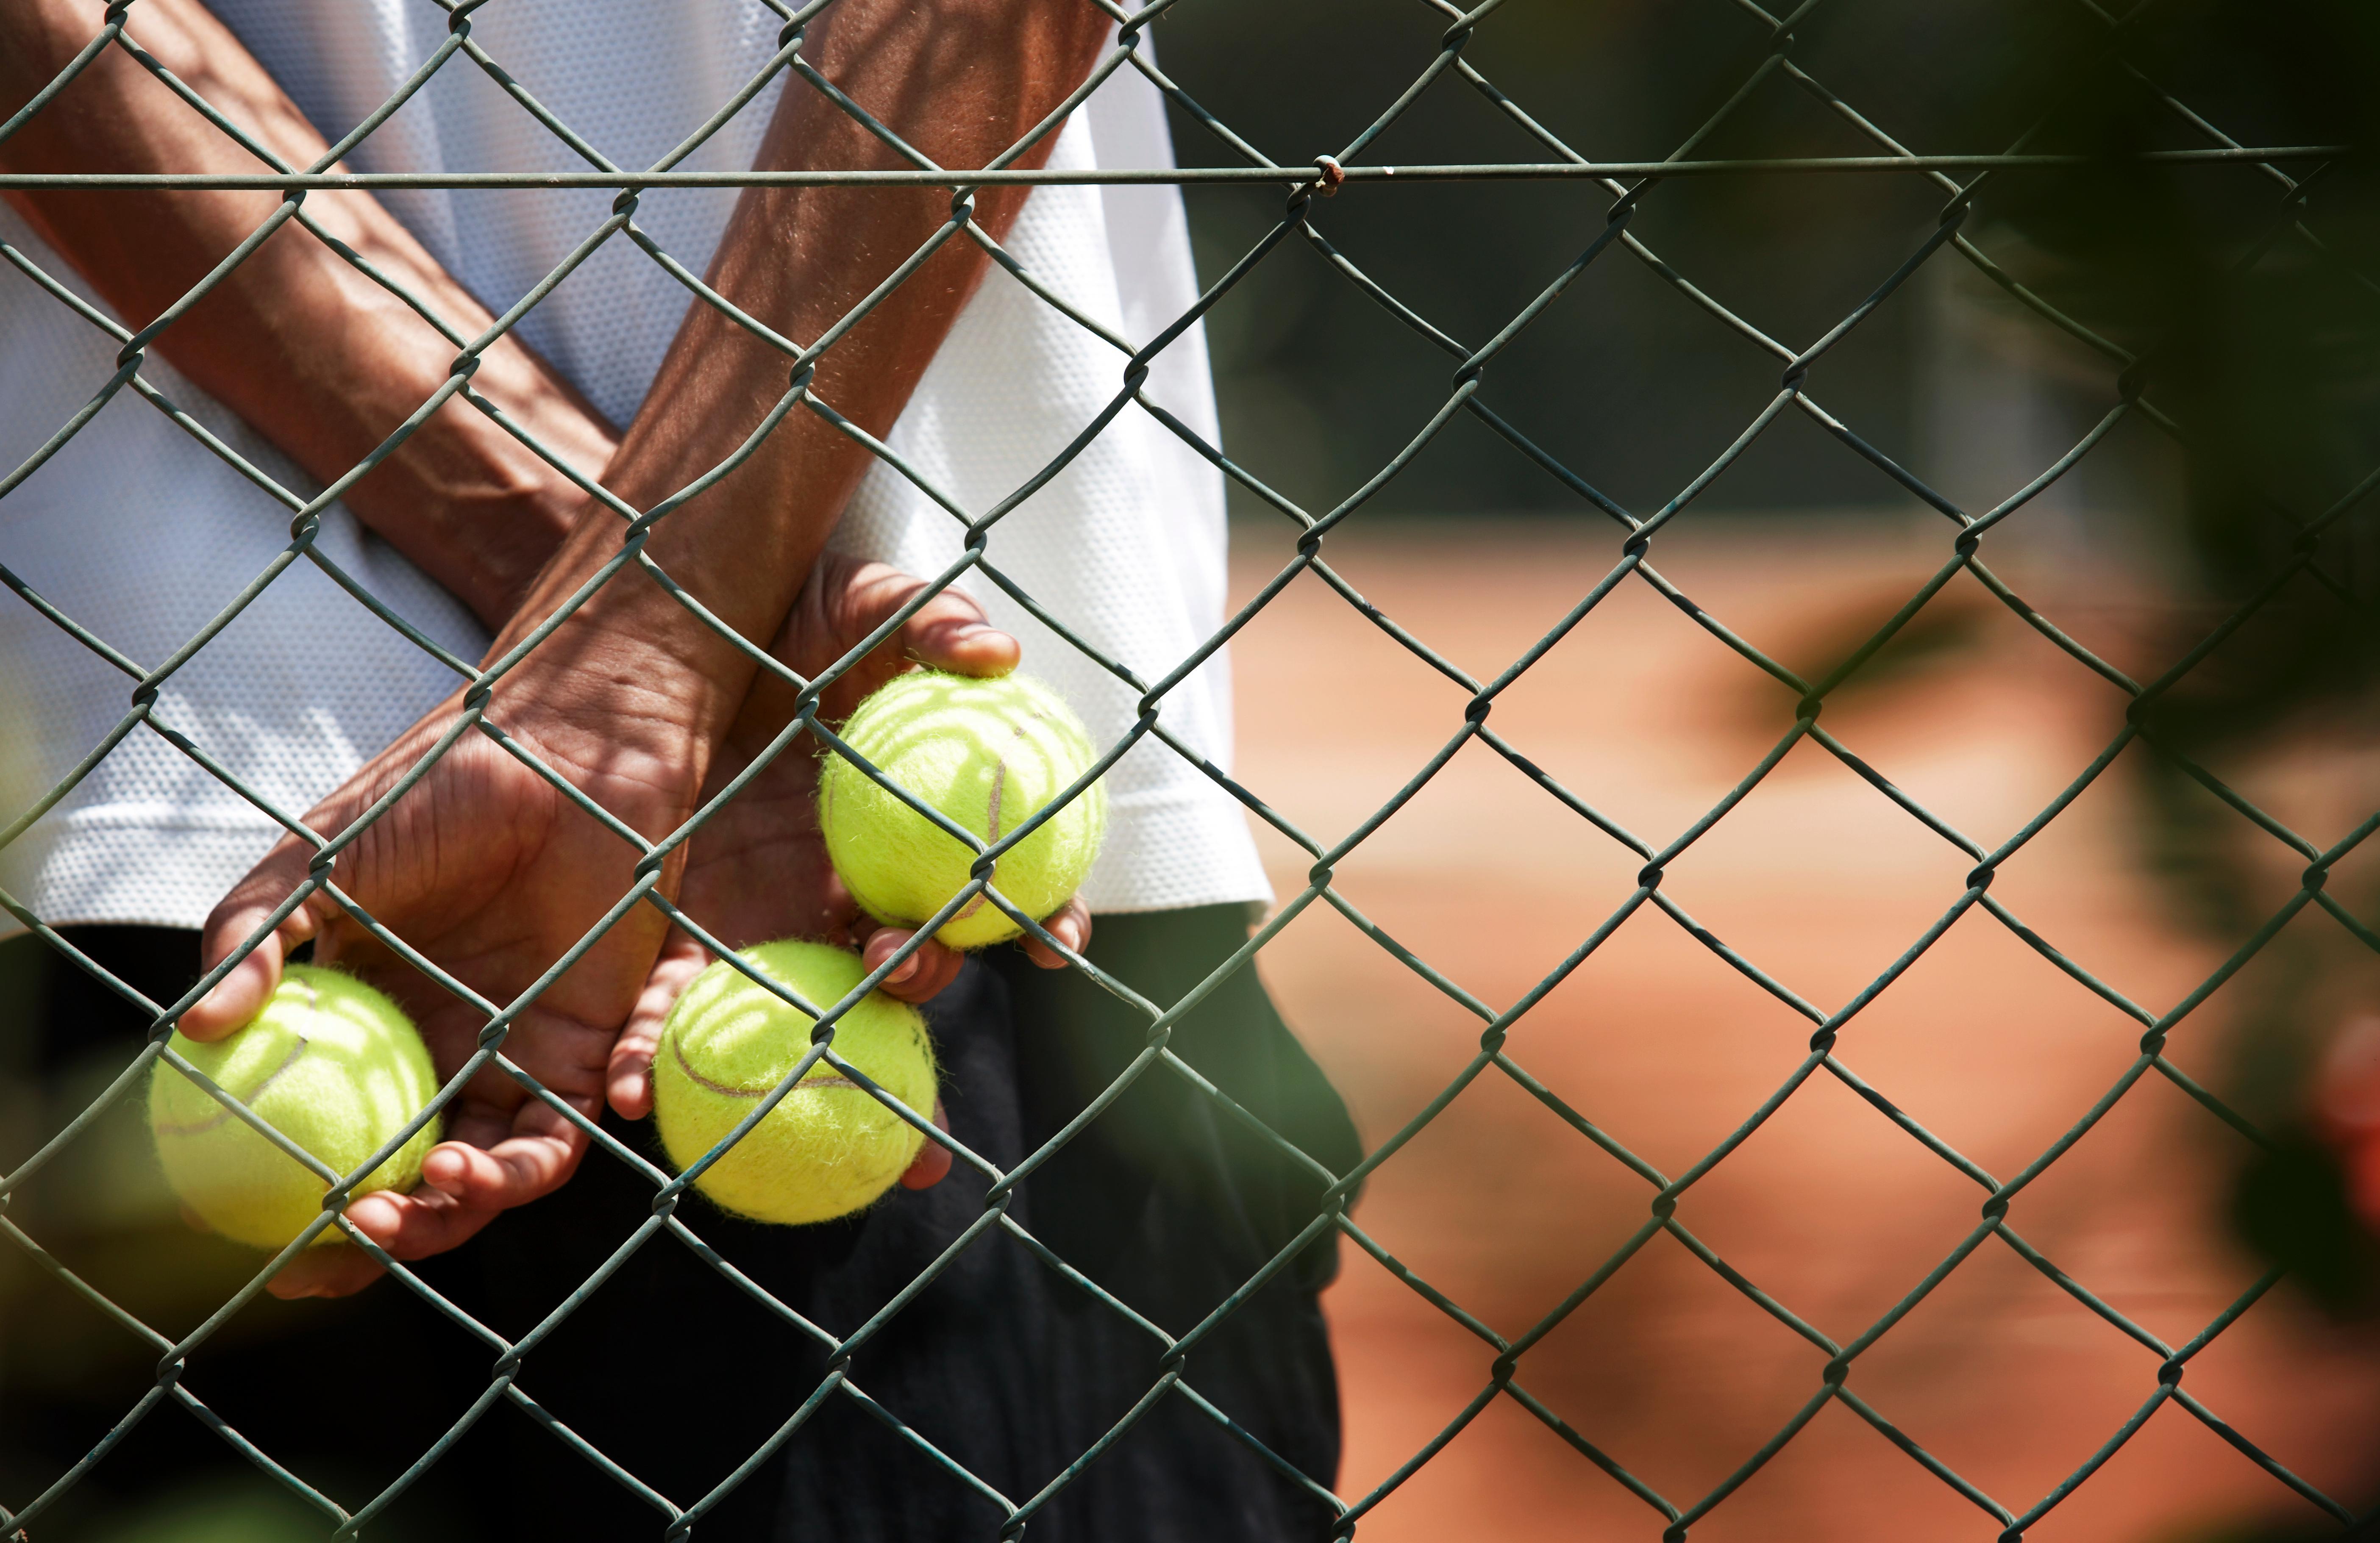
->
xmin=889 ymin=957 xmax=918 ymax=983
xmin=421 ymin=1150 xmax=462 ymax=1194
xmin=343 ymin=1195 xmax=393 ymax=1238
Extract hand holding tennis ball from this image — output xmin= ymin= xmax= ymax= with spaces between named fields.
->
xmin=653 ymin=941 xmax=939 ymax=1224
xmin=607 ymin=560 xmax=1085 ymax=1158
xmin=818 ymin=670 xmax=1107 ymax=951
xmin=150 ymin=964 xmax=442 ymax=1252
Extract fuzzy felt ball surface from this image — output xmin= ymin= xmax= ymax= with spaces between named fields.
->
xmin=652 ymin=942 xmax=939 ymax=1225
xmin=148 ymin=964 xmax=442 ymax=1251
xmin=817 ymin=670 xmax=1106 ymax=950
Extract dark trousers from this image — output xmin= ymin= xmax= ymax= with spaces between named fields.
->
xmin=0 ymin=908 xmax=1359 ymax=1540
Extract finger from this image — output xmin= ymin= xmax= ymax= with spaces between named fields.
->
xmin=819 ymin=866 xmax=863 ymax=951
xmin=1022 ymin=896 xmax=1092 ymax=969
xmin=267 ymin=1243 xmax=387 ymax=1300
xmin=861 ymin=925 xmax=965 ymax=1003
xmin=899 ymin=1100 xmax=953 ymax=1191
xmin=329 ymin=1179 xmax=492 ymax=1268
xmin=326 ymin=1123 xmax=581 ymax=1268
xmin=416 ymin=1123 xmax=584 ymax=1214
xmin=185 ymin=841 xmax=326 ymax=1041
xmin=612 ymin=932 xmax=711 ymax=1119
xmin=897 ymin=586 xmax=1018 ymax=679
xmin=815 ymin=561 xmax=1018 ymax=711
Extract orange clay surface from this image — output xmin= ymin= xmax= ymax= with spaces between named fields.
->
xmin=1227 ymin=515 xmax=2380 ymax=1542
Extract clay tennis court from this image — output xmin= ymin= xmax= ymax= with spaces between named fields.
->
xmin=1226 ymin=515 xmax=2380 ymax=1540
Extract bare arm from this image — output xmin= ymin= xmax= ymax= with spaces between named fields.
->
xmin=0 ymin=0 xmax=617 ymax=629
xmin=452 ymin=0 xmax=1123 ymax=865
xmin=487 ymin=0 xmax=1118 ymax=775
xmin=177 ymin=0 xmax=1118 ymax=1296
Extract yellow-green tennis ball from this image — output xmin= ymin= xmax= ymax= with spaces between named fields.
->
xmin=148 ymin=963 xmax=442 ymax=1251
xmin=818 ymin=669 xmax=1107 ymax=951
xmin=652 ymin=941 xmax=939 ymax=1225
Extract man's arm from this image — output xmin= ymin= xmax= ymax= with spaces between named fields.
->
xmin=483 ymin=0 xmax=1120 ymax=767
xmin=0 ymin=0 xmax=617 ymax=629
xmin=178 ymin=0 xmax=1116 ymax=1297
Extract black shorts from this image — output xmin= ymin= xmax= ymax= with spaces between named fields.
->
xmin=0 ymin=907 xmax=1360 ymax=1541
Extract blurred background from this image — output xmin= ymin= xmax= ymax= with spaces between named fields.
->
xmin=8 ymin=0 xmax=2380 ymax=1538
xmin=1158 ymin=0 xmax=2380 ymax=1536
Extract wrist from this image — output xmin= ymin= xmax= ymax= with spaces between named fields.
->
xmin=343 ymin=360 xmax=614 ymax=630
xmin=425 ymin=455 xmax=587 ymax=629
xmin=468 ymin=620 xmax=728 ymax=838
xmin=484 ymin=524 xmax=759 ymax=765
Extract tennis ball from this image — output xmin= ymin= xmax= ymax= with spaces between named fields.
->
xmin=149 ymin=963 xmax=442 ymax=1251
xmin=818 ymin=669 xmax=1106 ymax=950
xmin=652 ymin=941 xmax=939 ymax=1225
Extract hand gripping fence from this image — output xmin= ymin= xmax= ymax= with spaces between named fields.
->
xmin=0 ymin=0 xmax=2370 ymax=1537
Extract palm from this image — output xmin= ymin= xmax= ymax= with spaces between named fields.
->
xmin=327 ymin=724 xmax=670 ymax=1137
xmin=189 ymin=679 xmax=704 ymax=1296
xmin=609 ymin=554 xmax=1019 ymax=1116
xmin=186 ymin=555 xmax=1076 ymax=1297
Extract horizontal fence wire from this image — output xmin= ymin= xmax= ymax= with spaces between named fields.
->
xmin=0 ymin=145 xmax=2349 ymax=187
xmin=0 ymin=0 xmax=2374 ymax=1536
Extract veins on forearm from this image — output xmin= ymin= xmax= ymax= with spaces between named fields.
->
xmin=536 ymin=0 xmax=1114 ymax=713
xmin=1 ymin=0 xmax=616 ymax=631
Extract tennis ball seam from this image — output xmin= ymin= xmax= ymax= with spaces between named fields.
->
xmin=151 ymin=1034 xmax=311 ymax=1138
xmin=149 ymin=963 xmax=440 ymax=1251
xmin=653 ymin=943 xmax=935 ymax=1225
xmin=950 ymin=709 xmax=1058 ymax=924
xmin=667 ymin=1033 xmax=864 ymax=1099
xmin=819 ymin=672 xmax=1100 ymax=949
xmin=955 ymin=747 xmax=1009 ymax=920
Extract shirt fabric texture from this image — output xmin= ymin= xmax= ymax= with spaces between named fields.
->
xmin=0 ymin=3 xmax=1270 ymax=935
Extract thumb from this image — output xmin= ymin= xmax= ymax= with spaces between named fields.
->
xmin=612 ymin=929 xmax=710 ymax=1119
xmin=900 ymin=588 xmax=1017 ymax=680
xmin=832 ymin=559 xmax=1017 ymax=680
xmin=183 ymin=835 xmax=325 ymax=1041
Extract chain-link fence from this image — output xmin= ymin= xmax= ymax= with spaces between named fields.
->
xmin=2 ymin=0 xmax=2375 ymax=1537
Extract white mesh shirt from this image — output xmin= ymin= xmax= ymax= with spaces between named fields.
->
xmin=0 ymin=4 xmax=1269 ymax=936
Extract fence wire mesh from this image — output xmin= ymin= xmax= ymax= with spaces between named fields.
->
xmin=0 ymin=0 xmax=2372 ymax=1537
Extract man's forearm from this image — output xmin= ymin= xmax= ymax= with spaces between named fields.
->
xmin=498 ymin=0 xmax=1115 ymax=759
xmin=0 ymin=0 xmax=616 ymax=628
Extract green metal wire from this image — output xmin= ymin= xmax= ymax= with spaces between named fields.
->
xmin=1 ymin=0 xmax=2373 ymax=1536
